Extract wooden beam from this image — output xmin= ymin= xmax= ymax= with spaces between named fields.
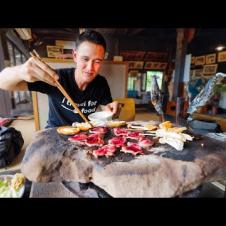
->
xmin=173 ymin=28 xmax=188 ymax=100
xmin=31 ymin=92 xmax=40 ymax=131
xmin=129 ymin=28 xmax=145 ymax=36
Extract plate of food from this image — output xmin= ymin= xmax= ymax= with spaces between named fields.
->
xmin=0 ymin=173 xmax=26 ymax=198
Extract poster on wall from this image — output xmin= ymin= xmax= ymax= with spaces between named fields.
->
xmin=120 ymin=51 xmax=145 ymax=61
xmin=144 ymin=61 xmax=167 ymax=70
xmin=144 ymin=51 xmax=168 ymax=61
xmin=195 ymin=56 xmax=205 ymax=65
xmin=218 ymin=51 xmax=226 ymax=62
xmin=194 ymin=69 xmax=203 ymax=77
xmin=203 ymin=64 xmax=218 ymax=75
xmin=205 ymin=53 xmax=216 ymax=64
xmin=128 ymin=61 xmax=144 ymax=69
xmin=47 ymin=45 xmax=63 ymax=58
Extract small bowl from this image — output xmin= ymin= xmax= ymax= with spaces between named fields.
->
xmin=88 ymin=111 xmax=113 ymax=122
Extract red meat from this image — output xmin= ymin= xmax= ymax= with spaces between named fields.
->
xmin=108 ymin=136 xmax=126 ymax=147
xmin=86 ymin=134 xmax=105 ymax=147
xmin=113 ymin=128 xmax=129 ymax=136
xmin=93 ymin=144 xmax=117 ymax=158
xmin=121 ymin=142 xmax=144 ymax=156
xmin=127 ymin=131 xmax=144 ymax=140
xmin=68 ymin=133 xmax=88 ymax=144
xmin=138 ymin=138 xmax=155 ymax=148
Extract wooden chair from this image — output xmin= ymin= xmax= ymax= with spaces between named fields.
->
xmin=114 ymin=98 xmax=135 ymax=121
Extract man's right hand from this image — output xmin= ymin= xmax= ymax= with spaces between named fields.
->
xmin=19 ymin=57 xmax=59 ymax=86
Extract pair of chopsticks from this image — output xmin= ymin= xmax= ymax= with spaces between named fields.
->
xmin=30 ymin=50 xmax=92 ymax=128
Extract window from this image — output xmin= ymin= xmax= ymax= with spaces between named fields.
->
xmin=14 ymin=48 xmax=22 ymax=65
xmin=141 ymin=73 xmax=146 ymax=91
xmin=6 ymin=40 xmax=27 ymax=66
xmin=128 ymin=77 xmax=136 ymax=90
xmin=145 ymin=71 xmax=163 ymax=92
xmin=6 ymin=41 xmax=15 ymax=66
xmin=21 ymin=54 xmax=26 ymax=63
xmin=6 ymin=39 xmax=30 ymax=108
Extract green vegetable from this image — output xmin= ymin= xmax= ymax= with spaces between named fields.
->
xmin=0 ymin=180 xmax=11 ymax=197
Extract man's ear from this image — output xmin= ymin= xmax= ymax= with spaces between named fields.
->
xmin=72 ymin=49 xmax=77 ymax=63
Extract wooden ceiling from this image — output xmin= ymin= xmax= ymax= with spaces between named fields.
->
xmin=12 ymin=28 xmax=226 ymax=55
xmin=30 ymin=28 xmax=177 ymax=40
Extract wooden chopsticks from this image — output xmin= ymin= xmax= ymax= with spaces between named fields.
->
xmin=29 ymin=50 xmax=93 ymax=128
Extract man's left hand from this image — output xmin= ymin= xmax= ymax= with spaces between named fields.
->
xmin=103 ymin=101 xmax=118 ymax=115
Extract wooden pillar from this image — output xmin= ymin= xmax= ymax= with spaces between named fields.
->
xmin=173 ymin=28 xmax=188 ymax=100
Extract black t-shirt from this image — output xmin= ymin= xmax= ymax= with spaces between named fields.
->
xmin=28 ymin=68 xmax=113 ymax=128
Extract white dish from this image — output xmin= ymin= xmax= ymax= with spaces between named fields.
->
xmin=0 ymin=175 xmax=25 ymax=198
xmin=88 ymin=111 xmax=113 ymax=122
xmin=89 ymin=120 xmax=107 ymax=127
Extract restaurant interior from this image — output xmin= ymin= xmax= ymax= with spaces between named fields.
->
xmin=0 ymin=28 xmax=226 ymax=198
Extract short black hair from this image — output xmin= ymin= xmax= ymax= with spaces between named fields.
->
xmin=76 ymin=29 xmax=106 ymax=51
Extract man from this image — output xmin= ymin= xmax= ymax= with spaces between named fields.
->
xmin=0 ymin=30 xmax=118 ymax=128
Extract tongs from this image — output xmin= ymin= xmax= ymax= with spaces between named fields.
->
xmin=30 ymin=50 xmax=93 ymax=128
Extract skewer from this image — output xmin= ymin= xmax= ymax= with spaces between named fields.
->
xmin=30 ymin=50 xmax=93 ymax=128
xmin=160 ymin=114 xmax=165 ymax=123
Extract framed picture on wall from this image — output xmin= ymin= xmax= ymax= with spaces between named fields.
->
xmin=47 ymin=45 xmax=63 ymax=58
xmin=128 ymin=61 xmax=144 ymax=69
xmin=144 ymin=61 xmax=167 ymax=70
xmin=191 ymin=56 xmax=196 ymax=64
xmin=144 ymin=51 xmax=168 ymax=61
xmin=158 ymin=63 xmax=167 ymax=70
xmin=194 ymin=69 xmax=203 ymax=77
xmin=203 ymin=64 xmax=218 ymax=75
xmin=205 ymin=53 xmax=216 ymax=64
xmin=144 ymin=62 xmax=152 ymax=69
xmin=218 ymin=51 xmax=226 ymax=62
xmin=120 ymin=51 xmax=145 ymax=61
xmin=190 ymin=69 xmax=194 ymax=77
xmin=195 ymin=56 xmax=205 ymax=65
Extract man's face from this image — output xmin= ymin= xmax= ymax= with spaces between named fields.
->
xmin=72 ymin=41 xmax=105 ymax=83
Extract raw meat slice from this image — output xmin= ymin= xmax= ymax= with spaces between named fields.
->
xmin=92 ymin=148 xmax=107 ymax=158
xmin=86 ymin=134 xmax=105 ymax=147
xmin=104 ymin=145 xmax=117 ymax=157
xmin=121 ymin=142 xmax=144 ymax=156
xmin=68 ymin=133 xmax=88 ymax=144
xmin=93 ymin=144 xmax=116 ymax=158
xmin=108 ymin=136 xmax=126 ymax=147
xmin=138 ymin=138 xmax=155 ymax=149
xmin=127 ymin=131 xmax=144 ymax=140
xmin=113 ymin=128 xmax=128 ymax=136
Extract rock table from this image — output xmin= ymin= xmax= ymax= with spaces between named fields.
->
xmin=21 ymin=126 xmax=226 ymax=197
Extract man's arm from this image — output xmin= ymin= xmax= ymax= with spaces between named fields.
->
xmin=0 ymin=57 xmax=59 ymax=91
xmin=0 ymin=65 xmax=28 ymax=91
